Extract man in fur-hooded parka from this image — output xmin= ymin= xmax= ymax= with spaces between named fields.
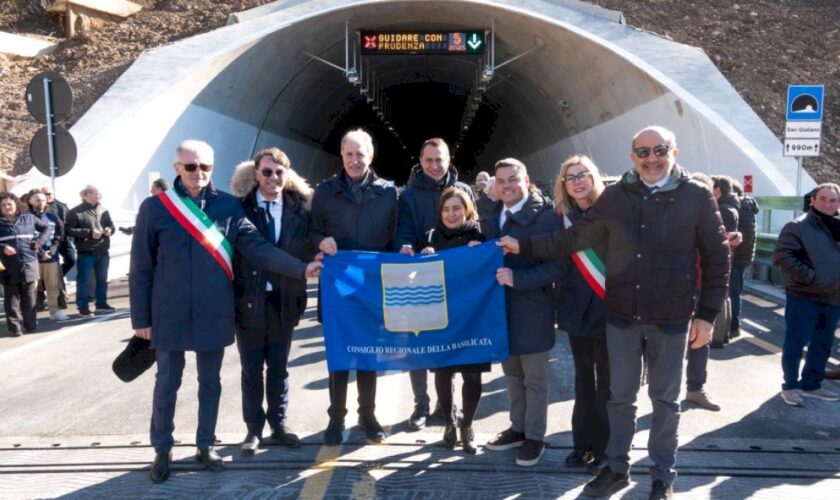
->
xmin=229 ymin=148 xmax=314 ymax=450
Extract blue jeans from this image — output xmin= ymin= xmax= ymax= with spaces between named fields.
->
xmin=781 ymin=294 xmax=840 ymax=391
xmin=729 ymin=265 xmax=746 ymax=332
xmin=75 ymin=252 xmax=109 ymax=309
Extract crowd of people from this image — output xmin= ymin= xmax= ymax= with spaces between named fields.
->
xmin=4 ymin=121 xmax=836 ymax=500
xmin=0 ymin=179 xmax=171 ymax=335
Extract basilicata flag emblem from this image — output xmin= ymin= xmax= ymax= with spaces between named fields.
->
xmin=381 ymin=261 xmax=448 ymax=334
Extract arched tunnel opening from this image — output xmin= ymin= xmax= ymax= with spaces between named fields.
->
xmin=56 ymin=0 xmax=801 ymax=214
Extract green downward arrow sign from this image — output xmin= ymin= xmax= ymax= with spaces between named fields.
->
xmin=467 ymin=33 xmax=482 ymax=50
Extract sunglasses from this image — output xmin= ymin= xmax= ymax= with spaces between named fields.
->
xmin=633 ymin=144 xmax=671 ymax=159
xmin=180 ymin=162 xmax=213 ymax=172
xmin=562 ymin=172 xmax=592 ymax=184
xmin=259 ymin=168 xmax=284 ymax=178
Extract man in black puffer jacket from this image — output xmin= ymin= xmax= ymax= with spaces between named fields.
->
xmin=395 ymin=137 xmax=474 ymax=431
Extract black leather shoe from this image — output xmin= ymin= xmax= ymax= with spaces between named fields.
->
xmin=442 ymin=423 xmax=457 ymax=449
xmin=195 ymin=448 xmax=224 ymax=472
xmin=358 ymin=415 xmax=387 ymax=443
xmin=271 ymin=425 xmax=301 ymax=448
xmin=565 ymin=449 xmax=593 ymax=467
xmin=582 ymin=466 xmax=630 ymax=497
xmin=408 ymin=403 xmax=429 ymax=431
xmin=324 ymin=419 xmax=345 ymax=446
xmin=149 ymin=452 xmax=171 ymax=483
xmin=240 ymin=433 xmax=260 ymax=456
xmin=460 ymin=425 xmax=477 ymax=455
xmin=649 ymin=479 xmax=673 ymax=499
xmin=586 ymin=458 xmax=605 ymax=476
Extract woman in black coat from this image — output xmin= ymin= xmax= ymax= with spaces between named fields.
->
xmin=553 ymin=155 xmax=610 ymax=474
xmin=421 ymin=187 xmax=487 ymax=454
xmin=0 ymin=192 xmax=50 ymax=336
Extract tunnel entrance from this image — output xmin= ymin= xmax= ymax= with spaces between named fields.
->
xmin=56 ymin=0 xmax=802 ymax=215
xmin=323 ymin=80 xmax=498 ymax=184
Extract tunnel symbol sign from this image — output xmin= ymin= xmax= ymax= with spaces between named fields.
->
xmin=786 ymin=85 xmax=824 ymax=122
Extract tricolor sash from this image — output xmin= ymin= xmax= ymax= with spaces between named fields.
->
xmin=563 ymin=214 xmax=606 ymax=299
xmin=158 ymin=191 xmax=234 ymax=280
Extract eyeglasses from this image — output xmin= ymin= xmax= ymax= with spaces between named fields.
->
xmin=633 ymin=144 xmax=672 ymax=159
xmin=179 ymin=163 xmax=213 ymax=172
xmin=562 ymin=172 xmax=592 ymax=184
xmin=259 ymin=168 xmax=284 ymax=178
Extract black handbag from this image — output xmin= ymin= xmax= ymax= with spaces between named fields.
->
xmin=112 ymin=336 xmax=156 ymax=382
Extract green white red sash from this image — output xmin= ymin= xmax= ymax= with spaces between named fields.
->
xmin=563 ymin=214 xmax=606 ymax=299
xmin=157 ymin=191 xmax=234 ymax=280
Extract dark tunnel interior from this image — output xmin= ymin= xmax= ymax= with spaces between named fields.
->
xmin=322 ymin=80 xmax=498 ymax=185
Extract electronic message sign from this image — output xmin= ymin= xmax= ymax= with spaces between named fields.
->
xmin=360 ymin=31 xmax=485 ymax=55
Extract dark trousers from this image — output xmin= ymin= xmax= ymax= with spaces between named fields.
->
xmin=685 ymin=342 xmax=709 ymax=391
xmin=606 ymin=323 xmax=688 ymax=485
xmin=236 ymin=297 xmax=294 ymax=435
xmin=75 ymin=252 xmax=109 ymax=309
xmin=781 ymin=294 xmax=840 ymax=391
xmin=409 ymin=369 xmax=431 ymax=407
xmin=59 ymin=239 xmax=76 ymax=276
xmin=729 ymin=265 xmax=746 ymax=332
xmin=328 ymin=370 xmax=377 ymax=420
xmin=569 ymin=335 xmax=610 ymax=460
xmin=3 ymin=281 xmax=37 ymax=334
xmin=151 ymin=348 xmax=225 ymax=453
xmin=434 ymin=369 xmax=482 ymax=426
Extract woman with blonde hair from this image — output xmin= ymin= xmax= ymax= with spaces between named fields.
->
xmin=553 ymin=155 xmax=610 ymax=474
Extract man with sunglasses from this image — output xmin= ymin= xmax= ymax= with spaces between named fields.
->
xmin=130 ymin=140 xmax=323 ymax=483
xmin=498 ymin=126 xmax=730 ymax=499
xmin=229 ymin=148 xmax=314 ymax=456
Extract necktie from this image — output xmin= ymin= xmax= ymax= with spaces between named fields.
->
xmin=264 ymin=201 xmax=276 ymax=243
xmin=502 ymin=210 xmax=513 ymax=233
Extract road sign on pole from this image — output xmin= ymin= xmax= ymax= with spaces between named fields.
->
xmin=24 ymin=72 xmax=76 ymax=190
xmin=784 ymin=85 xmax=824 ymax=202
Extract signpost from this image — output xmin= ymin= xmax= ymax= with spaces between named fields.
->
xmin=783 ymin=84 xmax=824 ymax=204
xmin=25 ymin=72 xmax=77 ymax=192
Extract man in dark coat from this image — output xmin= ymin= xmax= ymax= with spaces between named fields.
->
xmin=130 ymin=140 xmax=322 ymax=483
xmin=65 ymin=185 xmax=116 ymax=317
xmin=773 ymin=183 xmax=840 ymax=407
xmin=482 ymin=158 xmax=564 ymax=468
xmin=730 ymin=180 xmax=759 ymax=339
xmin=311 ymin=128 xmax=398 ymax=446
xmin=498 ymin=126 xmax=730 ymax=500
xmin=395 ymin=137 xmax=474 ymax=430
xmin=229 ymin=148 xmax=314 ymax=455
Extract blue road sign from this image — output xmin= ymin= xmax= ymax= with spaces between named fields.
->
xmin=786 ymin=85 xmax=824 ymax=121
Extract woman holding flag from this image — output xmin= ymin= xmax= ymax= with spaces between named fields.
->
xmin=420 ymin=187 xmax=488 ymax=454
xmin=553 ymin=155 xmax=610 ymax=475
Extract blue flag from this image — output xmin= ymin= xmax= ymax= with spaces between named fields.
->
xmin=320 ymin=241 xmax=509 ymax=371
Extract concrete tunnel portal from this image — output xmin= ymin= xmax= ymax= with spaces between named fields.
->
xmin=49 ymin=0 xmax=810 ymax=214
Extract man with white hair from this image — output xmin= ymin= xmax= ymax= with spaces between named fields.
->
xmin=311 ymin=128 xmax=398 ymax=446
xmin=130 ymin=140 xmax=322 ymax=483
xmin=498 ymin=126 xmax=730 ymax=499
